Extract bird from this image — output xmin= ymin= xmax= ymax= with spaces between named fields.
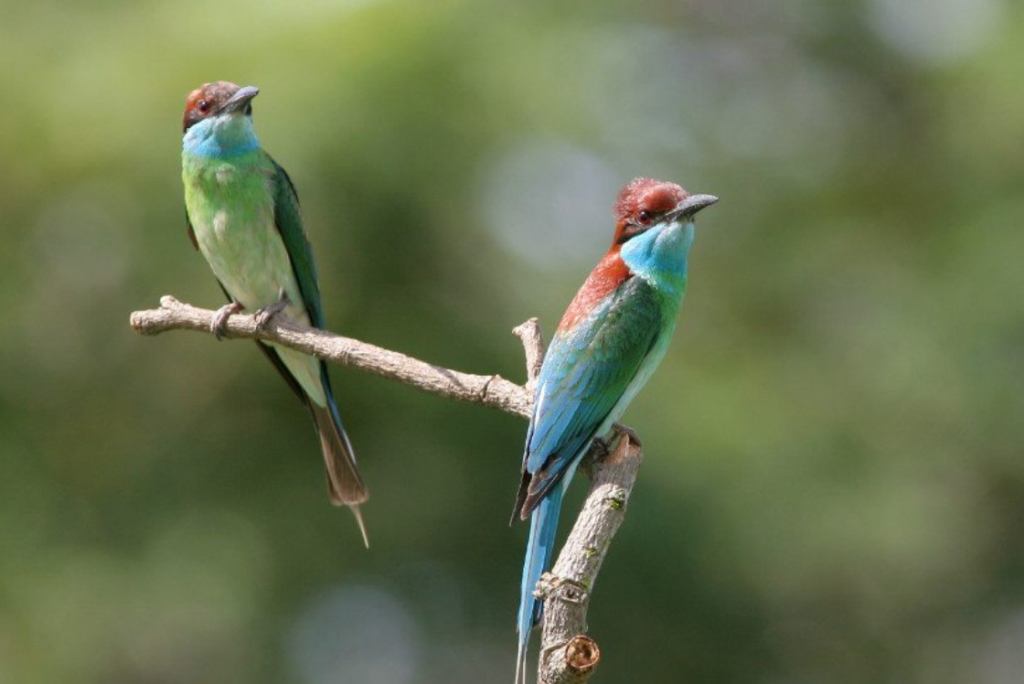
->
xmin=181 ymin=81 xmax=369 ymax=545
xmin=511 ymin=178 xmax=717 ymax=682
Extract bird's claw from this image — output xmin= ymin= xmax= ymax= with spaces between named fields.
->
xmin=611 ymin=422 xmax=643 ymax=448
xmin=254 ymin=290 xmax=290 ymax=331
xmin=211 ymin=301 xmax=244 ymax=340
xmin=583 ymin=426 xmax=640 ymax=476
xmin=579 ymin=435 xmax=611 ymax=478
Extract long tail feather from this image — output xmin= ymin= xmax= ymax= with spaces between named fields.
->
xmin=310 ymin=392 xmax=369 ymax=544
xmin=515 ymin=483 xmax=566 ymax=684
xmin=255 ymin=339 xmax=370 ymax=543
xmin=349 ymin=504 xmax=370 ymax=549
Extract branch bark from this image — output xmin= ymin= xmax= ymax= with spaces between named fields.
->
xmin=537 ymin=434 xmax=641 ymax=683
xmin=129 ymin=296 xmax=641 ymax=682
xmin=131 ymin=296 xmax=531 ymax=418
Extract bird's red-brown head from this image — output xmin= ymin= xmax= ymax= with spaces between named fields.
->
xmin=182 ymin=81 xmax=259 ymax=133
xmin=555 ymin=178 xmax=717 ymax=334
xmin=611 ymin=178 xmax=717 ymax=247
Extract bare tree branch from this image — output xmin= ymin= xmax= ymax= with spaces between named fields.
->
xmin=537 ymin=434 xmax=642 ymax=683
xmin=131 ymin=296 xmax=531 ymax=418
xmin=129 ymin=296 xmax=642 ymax=682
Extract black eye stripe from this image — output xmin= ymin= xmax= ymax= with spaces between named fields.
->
xmin=616 ymin=225 xmax=644 ymax=244
xmin=615 ymin=210 xmax=663 ymax=244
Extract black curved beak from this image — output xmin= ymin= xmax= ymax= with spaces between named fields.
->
xmin=221 ymin=85 xmax=260 ymax=113
xmin=667 ymin=194 xmax=719 ymax=222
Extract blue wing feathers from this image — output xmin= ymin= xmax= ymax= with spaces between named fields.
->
xmin=518 ymin=277 xmax=661 ymax=514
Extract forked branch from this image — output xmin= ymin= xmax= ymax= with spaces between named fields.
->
xmin=130 ymin=296 xmax=643 ymax=683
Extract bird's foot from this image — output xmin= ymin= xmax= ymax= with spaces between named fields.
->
xmin=211 ymin=301 xmax=244 ymax=340
xmin=254 ymin=290 xmax=291 ymax=331
xmin=582 ymin=426 xmax=642 ymax=478
xmin=611 ymin=422 xmax=643 ymax=448
xmin=580 ymin=435 xmax=611 ymax=478
xmin=590 ymin=435 xmax=612 ymax=461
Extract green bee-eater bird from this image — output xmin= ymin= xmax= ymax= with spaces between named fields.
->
xmin=181 ymin=81 xmax=368 ymax=545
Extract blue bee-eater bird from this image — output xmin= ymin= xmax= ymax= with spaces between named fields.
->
xmin=512 ymin=178 xmax=717 ymax=681
xmin=181 ymin=82 xmax=369 ymax=545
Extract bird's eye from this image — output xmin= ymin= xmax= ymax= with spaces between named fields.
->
xmin=197 ymin=99 xmax=210 ymax=113
xmin=638 ymin=210 xmax=651 ymax=225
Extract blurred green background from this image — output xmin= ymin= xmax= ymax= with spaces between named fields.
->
xmin=2 ymin=0 xmax=1023 ymax=682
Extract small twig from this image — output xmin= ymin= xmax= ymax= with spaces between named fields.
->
xmin=512 ymin=317 xmax=546 ymax=391
xmin=130 ymin=296 xmax=644 ymax=683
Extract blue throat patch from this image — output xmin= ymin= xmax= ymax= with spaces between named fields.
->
xmin=620 ymin=220 xmax=694 ymax=295
xmin=183 ymin=114 xmax=260 ymax=159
